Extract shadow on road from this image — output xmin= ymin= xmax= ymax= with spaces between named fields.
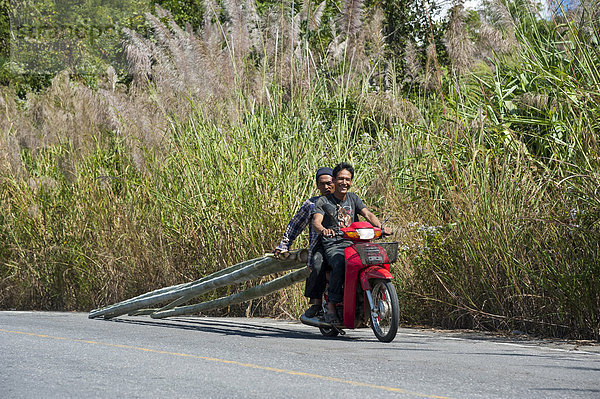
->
xmin=105 ymin=316 xmax=378 ymax=342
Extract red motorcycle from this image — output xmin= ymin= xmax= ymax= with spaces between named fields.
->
xmin=300 ymin=221 xmax=400 ymax=342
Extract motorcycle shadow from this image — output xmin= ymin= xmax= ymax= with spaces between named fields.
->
xmin=107 ymin=316 xmax=373 ymax=342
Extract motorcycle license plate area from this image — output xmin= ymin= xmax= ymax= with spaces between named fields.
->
xmin=354 ymin=243 xmax=399 ymax=265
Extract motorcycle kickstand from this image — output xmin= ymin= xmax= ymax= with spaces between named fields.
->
xmin=331 ymin=324 xmax=345 ymax=335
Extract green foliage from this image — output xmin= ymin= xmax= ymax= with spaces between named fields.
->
xmin=0 ymin=0 xmax=8 ymax=59
xmin=378 ymin=0 xmax=447 ymax=84
xmin=154 ymin=0 xmax=205 ymax=30
xmin=0 ymin=0 xmax=150 ymax=95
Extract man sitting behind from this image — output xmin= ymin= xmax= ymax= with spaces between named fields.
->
xmin=312 ymin=162 xmax=391 ymax=323
xmin=274 ymin=167 xmax=334 ymax=318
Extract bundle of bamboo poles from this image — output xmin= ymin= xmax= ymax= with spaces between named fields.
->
xmin=88 ymin=249 xmax=309 ymax=320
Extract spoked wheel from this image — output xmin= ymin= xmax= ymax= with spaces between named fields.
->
xmin=369 ymin=279 xmax=399 ymax=343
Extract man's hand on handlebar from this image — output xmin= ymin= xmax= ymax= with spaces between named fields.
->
xmin=321 ymin=228 xmax=336 ymax=238
xmin=382 ymin=226 xmax=392 ymax=236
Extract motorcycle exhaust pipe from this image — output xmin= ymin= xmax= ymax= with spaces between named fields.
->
xmin=300 ymin=314 xmax=337 ymax=329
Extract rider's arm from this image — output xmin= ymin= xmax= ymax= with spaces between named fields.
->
xmin=274 ymin=200 xmax=311 ymax=254
xmin=312 ymin=212 xmax=335 ymax=238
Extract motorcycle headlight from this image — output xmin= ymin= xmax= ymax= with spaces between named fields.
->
xmin=356 ymin=228 xmax=375 ymax=240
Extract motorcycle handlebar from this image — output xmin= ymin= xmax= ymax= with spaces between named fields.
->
xmin=322 ymin=230 xmax=393 ymax=239
xmin=323 ymin=230 xmax=342 ymax=239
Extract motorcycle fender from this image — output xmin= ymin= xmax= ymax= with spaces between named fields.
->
xmin=360 ymin=266 xmax=393 ymax=290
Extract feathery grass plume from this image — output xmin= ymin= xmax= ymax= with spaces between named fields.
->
xmin=327 ymin=30 xmax=347 ymax=64
xmin=338 ymin=0 xmax=366 ymax=70
xmin=101 ymin=89 xmax=170 ymax=171
xmin=0 ymin=89 xmax=21 ymax=175
xmin=121 ymin=6 xmax=241 ymax=128
xmin=202 ymin=0 xmax=222 ymax=41
xmin=444 ymin=1 xmax=475 ymax=76
xmin=123 ymin=28 xmax=154 ymax=85
xmin=423 ymin=43 xmax=440 ymax=90
xmin=340 ymin=0 xmax=363 ymax=38
xmin=517 ymin=92 xmax=552 ymax=111
xmin=480 ymin=0 xmax=518 ymax=47
xmin=566 ymin=0 xmax=600 ymax=38
xmin=18 ymin=71 xmax=111 ymax=155
xmin=3 ymin=136 xmax=22 ymax=175
xmin=482 ymin=0 xmax=513 ymax=28
xmin=105 ymin=66 xmax=118 ymax=92
xmin=363 ymin=92 xmax=420 ymax=126
xmin=363 ymin=8 xmax=386 ymax=62
xmin=145 ymin=11 xmax=187 ymax=92
xmin=224 ymin=0 xmax=243 ymax=26
xmin=475 ymin=0 xmax=518 ymax=57
xmin=476 ymin=20 xmax=515 ymax=58
xmin=243 ymin=0 xmax=262 ymax=49
xmin=307 ymin=1 xmax=327 ymax=31
xmin=223 ymin=0 xmax=253 ymax=61
xmin=201 ymin=1 xmax=237 ymax=107
xmin=300 ymin=0 xmax=310 ymax=22
xmin=157 ymin=7 xmax=216 ymax=98
xmin=0 ymin=87 xmax=17 ymax=130
xmin=260 ymin=4 xmax=310 ymax=101
xmin=383 ymin=61 xmax=396 ymax=92
xmin=403 ymin=40 xmax=421 ymax=85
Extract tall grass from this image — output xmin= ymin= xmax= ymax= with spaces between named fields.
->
xmin=0 ymin=0 xmax=598 ymax=339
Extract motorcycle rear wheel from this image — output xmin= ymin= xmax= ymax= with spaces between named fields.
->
xmin=369 ymin=279 xmax=399 ymax=343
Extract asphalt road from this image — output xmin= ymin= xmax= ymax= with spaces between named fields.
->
xmin=1 ymin=311 xmax=599 ymax=398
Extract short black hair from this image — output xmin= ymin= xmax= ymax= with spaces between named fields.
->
xmin=333 ymin=162 xmax=354 ymax=179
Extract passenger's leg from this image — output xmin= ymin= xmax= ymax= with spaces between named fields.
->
xmin=303 ymin=249 xmax=326 ymax=317
xmin=304 ymin=249 xmax=324 ymax=300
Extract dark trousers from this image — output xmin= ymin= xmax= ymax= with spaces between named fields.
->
xmin=304 ymin=243 xmax=329 ymax=300
xmin=323 ymin=240 xmax=352 ymax=304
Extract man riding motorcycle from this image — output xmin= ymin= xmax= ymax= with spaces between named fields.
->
xmin=312 ymin=162 xmax=391 ymax=324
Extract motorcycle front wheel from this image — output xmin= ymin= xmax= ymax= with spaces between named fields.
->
xmin=369 ymin=279 xmax=399 ymax=343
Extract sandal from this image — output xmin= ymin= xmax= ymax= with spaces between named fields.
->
xmin=324 ymin=312 xmax=340 ymax=325
xmin=304 ymin=304 xmax=323 ymax=318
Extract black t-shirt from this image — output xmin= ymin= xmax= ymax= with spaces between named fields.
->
xmin=313 ymin=193 xmax=366 ymax=245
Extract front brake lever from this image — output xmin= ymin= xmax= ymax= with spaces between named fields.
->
xmin=380 ymin=215 xmax=391 ymax=229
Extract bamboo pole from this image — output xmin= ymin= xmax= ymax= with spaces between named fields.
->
xmin=129 ymin=251 xmax=308 ymax=316
xmin=91 ymin=256 xmax=270 ymax=315
xmin=149 ymin=251 xmax=308 ymax=314
xmin=90 ymin=256 xmax=276 ymax=319
xmin=151 ymin=267 xmax=310 ymax=318
xmin=88 ymin=249 xmax=308 ymax=319
xmin=128 ymin=309 xmax=158 ymax=316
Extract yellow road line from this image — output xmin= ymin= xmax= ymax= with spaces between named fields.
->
xmin=1 ymin=328 xmax=450 ymax=398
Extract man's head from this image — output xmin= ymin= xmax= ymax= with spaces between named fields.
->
xmin=315 ymin=167 xmax=334 ymax=196
xmin=332 ymin=162 xmax=354 ymax=198
xmin=332 ymin=163 xmax=354 ymax=179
